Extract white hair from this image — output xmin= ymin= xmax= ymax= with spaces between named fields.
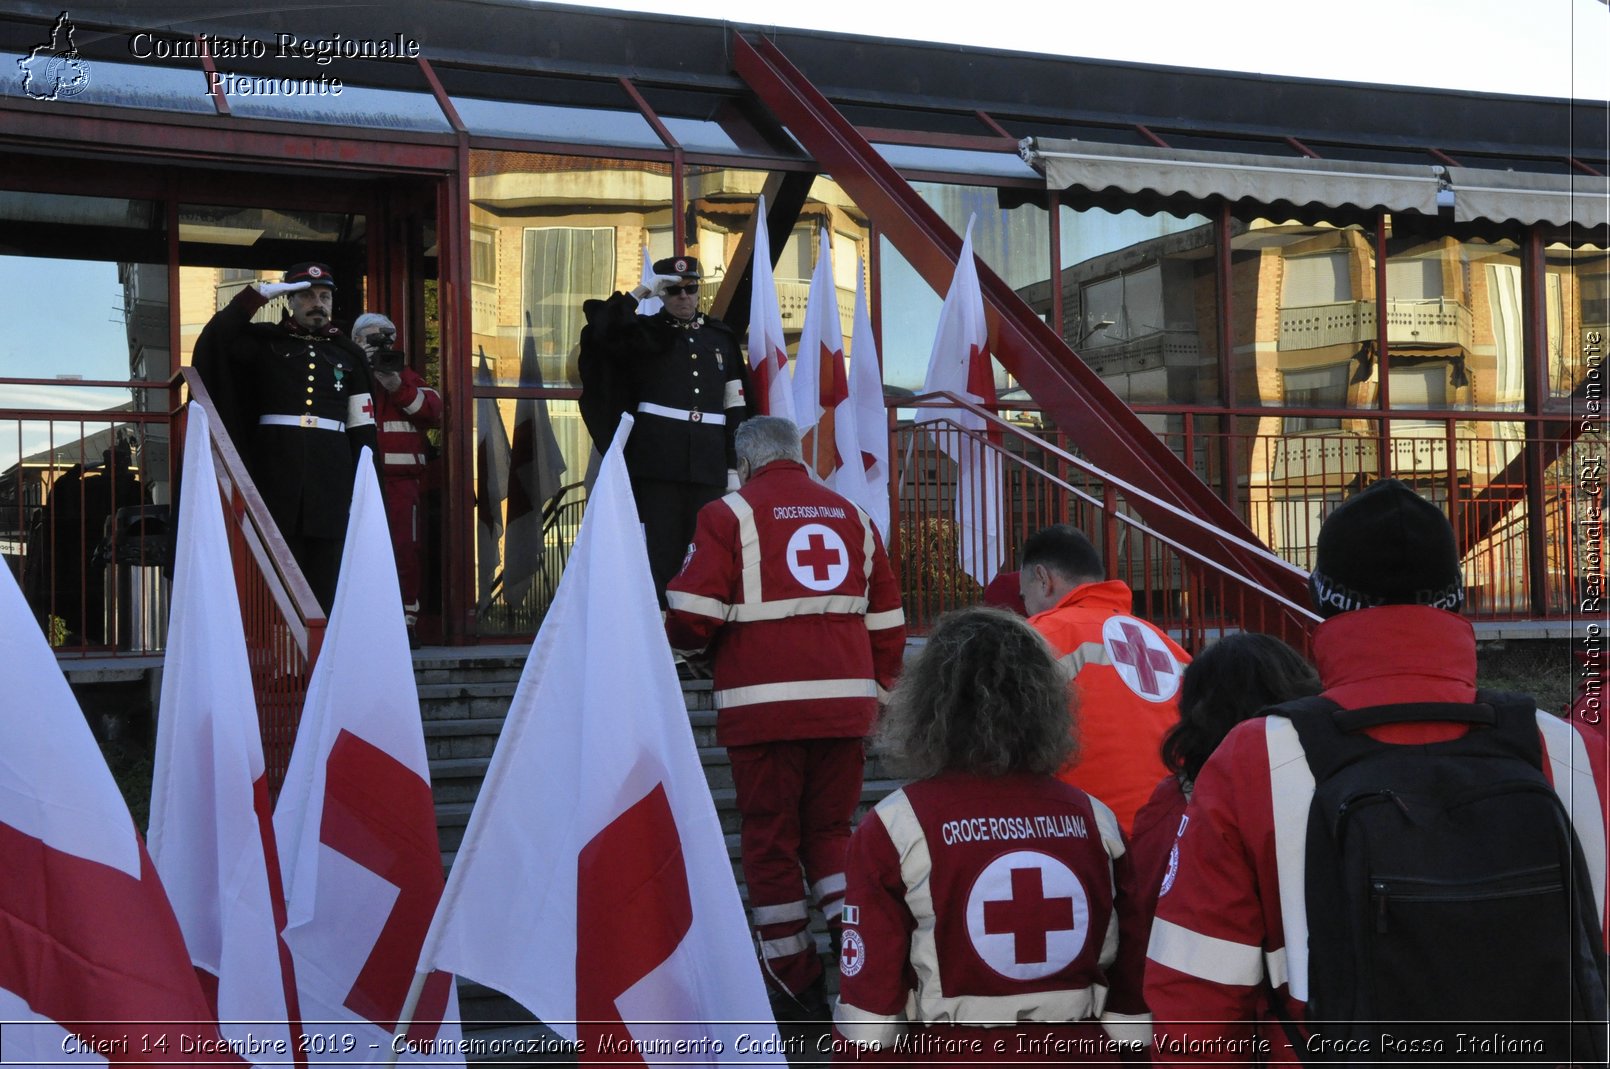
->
xmin=351 ymin=312 xmax=394 ymax=342
xmin=735 ymin=415 xmax=803 ymax=469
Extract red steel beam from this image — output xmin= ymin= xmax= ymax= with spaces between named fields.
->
xmin=732 ymin=33 xmax=1308 ymax=608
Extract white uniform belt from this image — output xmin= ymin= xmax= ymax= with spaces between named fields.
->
xmin=261 ymin=414 xmax=343 ymax=432
xmin=637 ymin=401 xmax=725 ymax=425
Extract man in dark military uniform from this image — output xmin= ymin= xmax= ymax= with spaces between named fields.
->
xmin=579 ymin=255 xmax=752 ymax=603
xmin=193 ymin=262 xmax=380 ymax=612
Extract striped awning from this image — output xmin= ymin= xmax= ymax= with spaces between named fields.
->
xmin=1023 ymin=137 xmax=1608 ymax=230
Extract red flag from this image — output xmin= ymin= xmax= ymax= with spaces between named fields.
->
xmin=0 ymin=556 xmax=225 ymax=1064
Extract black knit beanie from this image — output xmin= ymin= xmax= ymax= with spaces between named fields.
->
xmin=1308 ymin=479 xmax=1465 ymax=618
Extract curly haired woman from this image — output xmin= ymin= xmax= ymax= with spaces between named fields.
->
xmin=832 ymin=606 xmax=1151 ymax=1063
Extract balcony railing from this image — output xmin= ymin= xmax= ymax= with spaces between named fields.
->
xmin=1279 ymin=298 xmax=1474 ymax=351
xmin=1164 ymin=422 xmax=1588 ymax=618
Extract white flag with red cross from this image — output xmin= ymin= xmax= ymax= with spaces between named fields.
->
xmin=918 ymin=215 xmax=1004 ymax=586
xmin=0 ymin=557 xmax=225 ymax=1063
xmin=272 ymin=448 xmax=463 ymax=1063
xmin=747 ymin=195 xmax=797 ymax=423
xmin=148 ymin=401 xmax=302 ymax=1064
xmin=412 ymin=414 xmax=779 ymax=1060
xmin=795 ymin=226 xmax=863 ymax=494
xmin=847 ymin=258 xmax=890 ymax=540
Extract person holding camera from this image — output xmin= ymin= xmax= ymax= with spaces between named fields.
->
xmin=193 ymin=262 xmax=378 ymax=613
xmin=578 ymin=255 xmax=751 ymax=605
xmin=352 ymin=312 xmax=442 ymax=645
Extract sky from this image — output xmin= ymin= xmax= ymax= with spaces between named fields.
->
xmin=555 ymin=0 xmax=1610 ymax=101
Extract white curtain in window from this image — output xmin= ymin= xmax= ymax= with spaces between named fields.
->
xmin=522 ymin=226 xmax=615 ymax=386
xmin=1282 ymin=252 xmax=1350 ymax=306
xmin=1386 ymin=257 xmax=1443 ymax=300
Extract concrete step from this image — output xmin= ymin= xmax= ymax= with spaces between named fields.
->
xmin=419 ymin=652 xmax=895 ymax=1032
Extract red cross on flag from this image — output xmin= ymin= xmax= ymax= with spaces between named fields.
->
xmin=794 ymin=225 xmax=863 ymax=493
xmin=918 ymin=215 xmax=1004 ymax=585
xmin=746 ymin=195 xmax=796 ymax=423
xmin=272 ymin=447 xmax=463 ymax=1062
xmin=0 ymin=547 xmax=224 ymax=1062
xmin=148 ymin=402 xmax=302 ymax=1063
xmin=409 ymin=414 xmax=778 ymax=1060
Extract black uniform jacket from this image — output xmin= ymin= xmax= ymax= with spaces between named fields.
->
xmin=194 ymin=286 xmax=381 ymax=541
xmin=578 ymin=291 xmax=751 ymax=487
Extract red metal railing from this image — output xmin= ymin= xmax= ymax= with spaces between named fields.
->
xmin=179 ymin=367 xmax=326 ymax=790
xmin=897 ymin=393 xmax=1321 ymax=654
xmin=1154 ymin=423 xmax=1592 ymax=620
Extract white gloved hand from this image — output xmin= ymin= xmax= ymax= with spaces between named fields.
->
xmin=257 ymin=280 xmax=313 ymax=299
xmin=726 ymin=467 xmax=741 ymax=491
xmin=649 ymin=273 xmax=688 ymax=298
xmin=373 ymin=371 xmax=403 ymax=394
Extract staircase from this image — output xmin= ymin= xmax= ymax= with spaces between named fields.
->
xmin=416 ymin=647 xmax=905 ymax=1033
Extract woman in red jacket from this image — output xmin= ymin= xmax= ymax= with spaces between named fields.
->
xmin=833 ymin=606 xmax=1152 ymax=1063
xmin=1127 ymin=634 xmax=1320 ymax=947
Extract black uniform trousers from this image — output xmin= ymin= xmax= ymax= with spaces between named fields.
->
xmin=632 ymin=477 xmax=724 ymax=607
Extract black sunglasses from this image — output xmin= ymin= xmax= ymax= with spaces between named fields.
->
xmin=664 ymin=284 xmax=700 ymax=296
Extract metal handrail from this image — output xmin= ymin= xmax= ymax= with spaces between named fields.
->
xmin=907 ymin=391 xmax=1314 ymax=586
xmin=177 ymin=366 xmax=325 ymax=789
xmin=913 ymin=415 xmax=1322 ymax=632
xmin=179 ymin=366 xmax=327 ymax=654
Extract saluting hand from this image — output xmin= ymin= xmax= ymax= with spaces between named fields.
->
xmin=257 ymin=280 xmax=313 ymax=299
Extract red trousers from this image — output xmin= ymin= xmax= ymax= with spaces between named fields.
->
xmin=728 ymin=737 xmax=864 ymax=996
xmin=382 ymin=474 xmax=423 ymax=617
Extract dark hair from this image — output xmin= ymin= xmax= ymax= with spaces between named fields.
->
xmin=1021 ymin=524 xmax=1103 ymax=586
xmin=877 ymin=606 xmax=1076 ymax=779
xmin=1160 ymin=632 xmax=1321 ymax=784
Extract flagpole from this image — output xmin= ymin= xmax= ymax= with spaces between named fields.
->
xmin=381 ymin=970 xmax=432 ymax=1067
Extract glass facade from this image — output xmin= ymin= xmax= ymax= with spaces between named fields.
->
xmin=1 ymin=11 xmax=1602 ymax=646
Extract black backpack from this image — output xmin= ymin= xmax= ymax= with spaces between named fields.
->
xmin=1268 ymin=691 xmax=1607 ymax=1066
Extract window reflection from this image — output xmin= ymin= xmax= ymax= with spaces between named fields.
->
xmin=1383 ymin=234 xmax=1518 ymax=414
xmin=1232 ymin=218 xmax=1376 ymax=573
xmin=881 ymin=182 xmax=1051 ymax=394
xmin=1232 ymin=218 xmax=1376 ymax=412
xmin=1545 ymin=243 xmax=1609 ymax=400
xmin=468 ymin=151 xmax=673 ymax=389
xmin=1017 ymin=206 xmax=1216 ymax=426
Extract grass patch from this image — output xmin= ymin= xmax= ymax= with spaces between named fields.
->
xmin=100 ymin=734 xmax=155 ymax=834
xmin=1477 ymin=640 xmax=1575 ymax=716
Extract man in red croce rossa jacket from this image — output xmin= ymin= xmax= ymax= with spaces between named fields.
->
xmin=665 ymin=415 xmax=905 ymax=1020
